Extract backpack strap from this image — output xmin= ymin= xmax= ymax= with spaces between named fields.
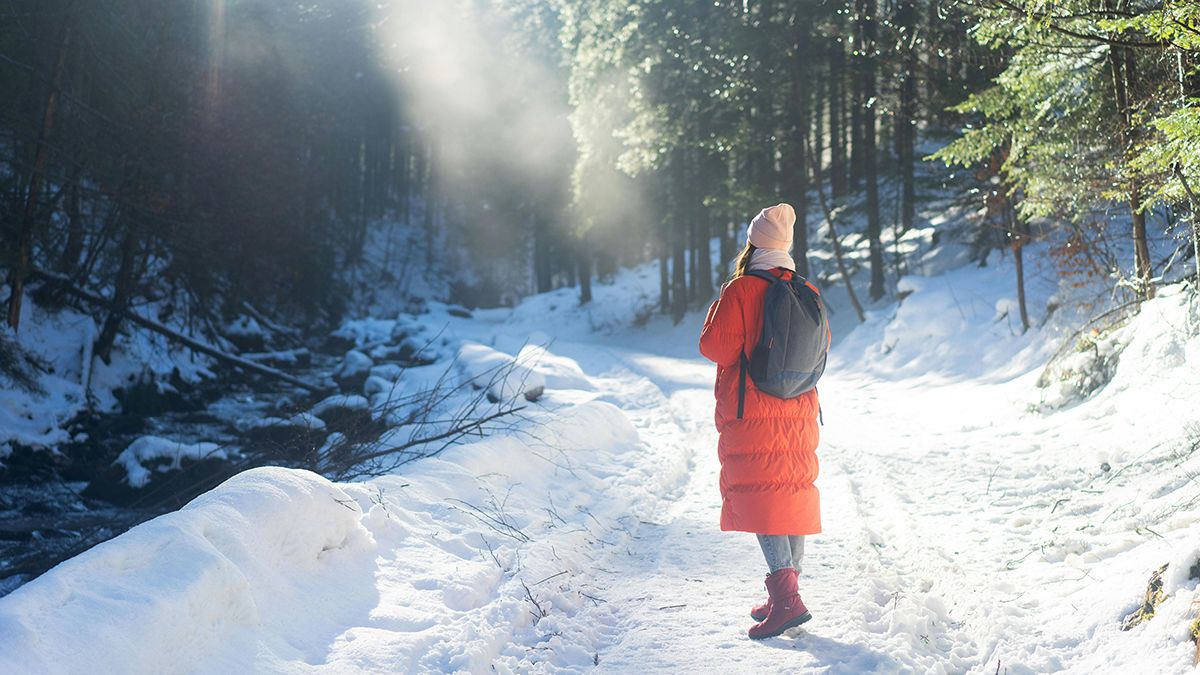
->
xmin=745 ymin=269 xmax=781 ymax=283
xmin=737 ymin=268 xmax=786 ymax=420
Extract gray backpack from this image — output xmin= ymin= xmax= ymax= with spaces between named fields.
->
xmin=737 ymin=270 xmax=829 ymax=419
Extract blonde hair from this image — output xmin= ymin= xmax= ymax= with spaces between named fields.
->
xmin=731 ymin=242 xmax=757 ymax=281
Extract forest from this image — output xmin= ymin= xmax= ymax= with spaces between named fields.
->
xmin=4 ymin=0 xmax=1197 ymax=335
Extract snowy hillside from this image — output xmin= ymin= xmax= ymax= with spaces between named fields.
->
xmin=1 ymin=239 xmax=1198 ymax=673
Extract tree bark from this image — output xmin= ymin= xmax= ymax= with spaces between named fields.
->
xmin=895 ymin=0 xmax=918 ymax=233
xmin=533 ymin=206 xmax=552 ymax=293
xmin=1108 ymin=41 xmax=1153 ymax=298
xmin=806 ymin=134 xmax=866 ymax=323
xmin=577 ymin=235 xmax=593 ymax=304
xmin=1011 ymin=206 xmax=1030 ymax=333
xmin=7 ymin=7 xmax=74 ymax=331
xmin=856 ymin=0 xmax=886 ymax=300
xmin=671 ymin=151 xmax=688 ymax=322
xmin=829 ymin=38 xmax=847 ymax=200
xmin=95 ymin=223 xmax=140 ymax=363
xmin=790 ymin=39 xmax=811 ymax=279
xmin=57 ymin=163 xmax=84 ymax=274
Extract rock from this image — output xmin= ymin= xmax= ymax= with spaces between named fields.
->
xmin=240 ymin=413 xmax=328 ymax=462
xmin=362 ymin=375 xmax=395 ymax=397
xmin=83 ymin=435 xmax=238 ymax=507
xmin=369 ymin=363 xmax=404 ymax=381
xmin=223 ymin=316 xmax=266 ymax=352
xmin=114 ymin=376 xmax=202 ymax=417
xmin=322 ymin=330 xmax=358 ymax=354
xmin=83 ymin=456 xmax=237 ymax=508
xmin=333 ymin=350 xmax=373 ymax=392
xmin=457 ymin=342 xmax=546 ymax=404
xmin=309 ymin=394 xmax=375 ymax=435
xmin=370 ymin=337 xmax=437 ymax=366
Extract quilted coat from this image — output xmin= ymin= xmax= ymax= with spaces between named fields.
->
xmin=698 ymin=268 xmax=822 ymax=535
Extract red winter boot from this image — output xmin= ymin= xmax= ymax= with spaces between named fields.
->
xmin=747 ymin=568 xmax=811 ymax=639
xmin=750 ymin=598 xmax=770 ymax=622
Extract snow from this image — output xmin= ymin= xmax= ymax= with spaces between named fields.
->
xmin=309 ymin=394 xmax=371 ymax=418
xmin=2 ymin=233 xmax=1199 ymax=673
xmin=456 ymin=341 xmax=546 ymax=402
xmin=333 ymin=349 xmax=374 ymax=380
xmin=114 ymin=436 xmax=227 ymax=488
xmin=0 ymin=297 xmax=211 ymax=453
xmin=242 ymin=412 xmax=327 ymax=432
xmin=223 ymin=315 xmax=263 ymax=338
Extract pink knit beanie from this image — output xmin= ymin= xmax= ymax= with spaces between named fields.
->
xmin=747 ymin=203 xmax=796 ymax=251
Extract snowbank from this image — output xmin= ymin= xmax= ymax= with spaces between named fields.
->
xmin=0 ymin=389 xmax=661 ymax=672
xmin=457 ymin=341 xmax=546 ymax=402
xmin=0 ymin=467 xmax=374 ymax=674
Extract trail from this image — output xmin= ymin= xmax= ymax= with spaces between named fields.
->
xmin=551 ymin=337 xmax=988 ymax=674
xmin=550 ymin=294 xmax=1200 ymax=675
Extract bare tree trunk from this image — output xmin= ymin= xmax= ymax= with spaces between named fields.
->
xmin=671 ymin=151 xmax=688 ymax=322
xmin=805 ymin=133 xmax=865 ymax=323
xmin=790 ymin=39 xmax=811 ymax=279
xmin=1174 ymin=164 xmax=1200 ymax=284
xmin=1108 ymin=42 xmax=1153 ymax=298
xmin=7 ymin=7 xmax=74 ymax=331
xmin=577 ymin=233 xmax=592 ymax=305
xmin=829 ymin=38 xmax=847 ymax=200
xmin=895 ymin=0 xmax=918 ymax=233
xmin=35 ymin=269 xmax=323 ymax=392
xmin=533 ymin=206 xmax=552 ymax=294
xmin=696 ymin=152 xmax=716 ymax=299
xmin=856 ymin=0 xmax=885 ymax=300
xmin=422 ymin=141 xmax=438 ymax=264
xmin=95 ymin=223 xmax=140 ymax=363
xmin=1011 ymin=207 xmax=1030 ymax=333
xmin=57 ymin=163 xmax=84 ymax=274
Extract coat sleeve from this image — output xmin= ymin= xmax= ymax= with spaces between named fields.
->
xmin=699 ymin=281 xmax=745 ymax=367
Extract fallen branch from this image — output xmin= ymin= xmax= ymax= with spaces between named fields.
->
xmin=30 ymin=268 xmax=324 ymax=392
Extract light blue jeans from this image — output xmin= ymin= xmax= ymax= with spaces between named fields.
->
xmin=757 ymin=534 xmax=805 ymax=574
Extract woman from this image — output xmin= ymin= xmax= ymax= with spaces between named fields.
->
xmin=698 ymin=202 xmax=823 ymax=640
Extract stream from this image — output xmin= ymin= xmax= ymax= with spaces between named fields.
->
xmin=0 ymin=344 xmax=343 ymax=597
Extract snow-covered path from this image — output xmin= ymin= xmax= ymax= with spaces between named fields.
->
xmin=550 ymin=339 xmax=984 ymax=673
xmin=523 ymin=279 xmax=1200 ymax=674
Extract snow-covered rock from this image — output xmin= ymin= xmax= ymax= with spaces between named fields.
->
xmin=308 ymin=394 xmax=374 ymax=435
xmin=242 ymin=412 xmax=326 ymax=433
xmin=456 ymin=341 xmax=545 ymax=402
xmin=241 ymin=413 xmax=327 ymax=449
xmin=309 ymin=394 xmax=370 ymax=419
xmin=362 ymin=375 xmax=395 ymax=397
xmin=114 ymin=436 xmax=227 ymax=489
xmin=368 ymin=363 xmax=404 ymax=382
xmin=332 ymin=350 xmax=373 ymax=392
xmin=223 ymin=315 xmax=265 ymax=351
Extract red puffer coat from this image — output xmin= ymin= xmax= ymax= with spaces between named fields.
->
xmin=698 ymin=268 xmax=822 ymax=535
